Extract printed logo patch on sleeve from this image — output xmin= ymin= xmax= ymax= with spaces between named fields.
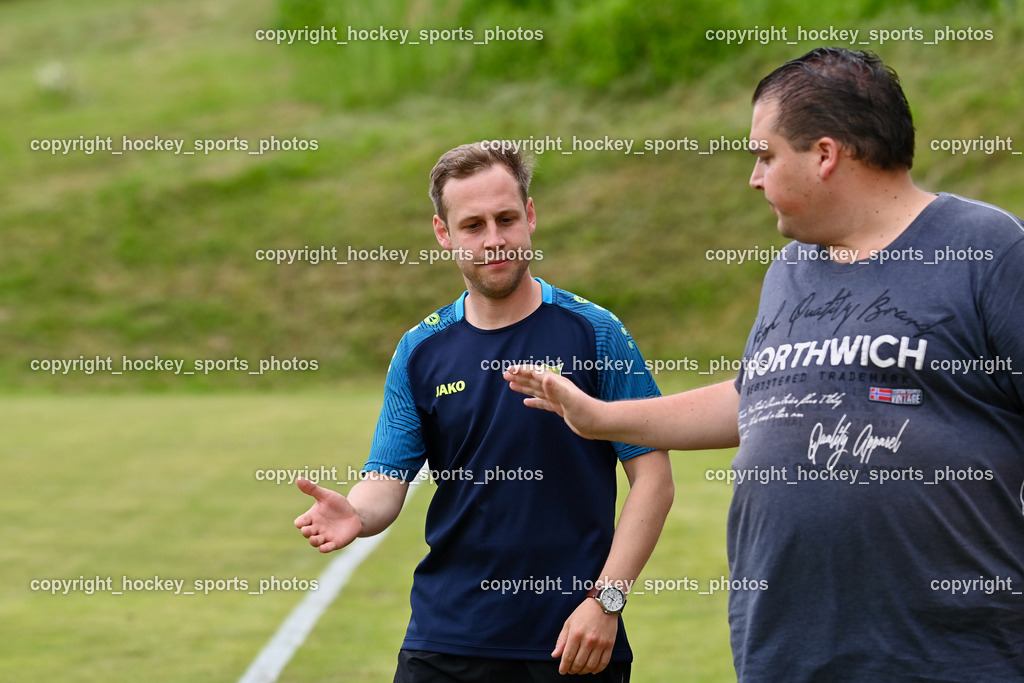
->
xmin=868 ymin=387 xmax=923 ymax=405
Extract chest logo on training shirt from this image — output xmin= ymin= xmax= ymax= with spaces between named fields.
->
xmin=868 ymin=386 xmax=923 ymax=405
xmin=435 ymin=380 xmax=466 ymax=397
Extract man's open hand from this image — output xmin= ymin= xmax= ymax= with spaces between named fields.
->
xmin=293 ymin=478 xmax=362 ymax=553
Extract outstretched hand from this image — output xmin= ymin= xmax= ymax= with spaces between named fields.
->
xmin=503 ymin=364 xmax=603 ymax=440
xmin=293 ymin=478 xmax=363 ymax=553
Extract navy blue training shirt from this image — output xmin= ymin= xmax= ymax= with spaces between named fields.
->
xmin=363 ymin=278 xmax=661 ymax=660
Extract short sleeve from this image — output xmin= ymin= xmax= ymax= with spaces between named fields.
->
xmin=363 ymin=332 xmax=428 ymax=482
xmin=980 ymin=238 xmax=1024 ymax=414
xmin=592 ymin=307 xmax=663 ymax=460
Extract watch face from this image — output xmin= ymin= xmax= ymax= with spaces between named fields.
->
xmin=599 ymin=587 xmax=626 ymax=613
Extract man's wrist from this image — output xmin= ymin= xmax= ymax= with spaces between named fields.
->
xmin=584 ymin=395 xmax=616 ymax=441
xmin=586 ymin=583 xmax=627 ymax=614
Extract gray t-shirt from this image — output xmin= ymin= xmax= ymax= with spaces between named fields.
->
xmin=731 ymin=193 xmax=1024 ymax=681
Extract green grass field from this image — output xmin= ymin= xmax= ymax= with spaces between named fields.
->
xmin=0 ymin=390 xmax=735 ymax=682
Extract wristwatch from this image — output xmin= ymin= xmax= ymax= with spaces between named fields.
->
xmin=587 ymin=584 xmax=627 ymax=614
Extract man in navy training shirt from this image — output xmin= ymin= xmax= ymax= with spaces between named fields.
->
xmin=506 ymin=47 xmax=1024 ymax=681
xmin=294 ymin=142 xmax=674 ymax=682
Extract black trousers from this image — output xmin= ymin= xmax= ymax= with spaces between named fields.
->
xmin=394 ymin=649 xmax=631 ymax=682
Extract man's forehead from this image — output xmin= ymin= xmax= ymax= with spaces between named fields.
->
xmin=444 ymin=166 xmax=522 ymax=215
xmin=750 ymin=98 xmax=780 ymax=133
xmin=448 ymin=163 xmax=517 ymax=187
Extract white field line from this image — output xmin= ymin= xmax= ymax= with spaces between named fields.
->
xmin=238 ymin=468 xmax=427 ymax=683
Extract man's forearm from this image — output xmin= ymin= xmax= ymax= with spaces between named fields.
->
xmin=592 ymin=452 xmax=674 ymax=593
xmin=590 ymin=380 xmax=741 ymax=451
xmin=347 ymin=474 xmax=410 ymax=536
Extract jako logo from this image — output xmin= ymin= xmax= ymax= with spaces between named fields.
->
xmin=436 ymin=380 xmax=466 ymax=397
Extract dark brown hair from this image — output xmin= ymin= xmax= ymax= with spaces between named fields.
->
xmin=753 ymin=47 xmax=915 ymax=170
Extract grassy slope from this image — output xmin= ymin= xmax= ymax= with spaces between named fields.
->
xmin=1 ymin=1 xmax=1021 ymax=390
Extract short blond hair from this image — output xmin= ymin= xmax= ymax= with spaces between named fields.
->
xmin=428 ymin=142 xmax=534 ymax=224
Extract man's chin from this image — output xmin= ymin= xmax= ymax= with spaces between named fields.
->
xmin=465 ymin=263 xmax=529 ymax=300
xmin=775 ymin=218 xmax=797 ymax=239
xmin=766 ymin=206 xmax=792 ymax=237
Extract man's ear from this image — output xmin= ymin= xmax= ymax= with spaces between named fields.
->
xmin=816 ymin=136 xmax=841 ymax=179
xmin=433 ymin=215 xmax=453 ymax=249
xmin=526 ymin=197 xmax=536 ymax=236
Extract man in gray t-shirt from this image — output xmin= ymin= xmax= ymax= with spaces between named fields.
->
xmin=730 ymin=191 xmax=1024 ymax=680
xmin=506 ymin=48 xmax=1024 ymax=680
